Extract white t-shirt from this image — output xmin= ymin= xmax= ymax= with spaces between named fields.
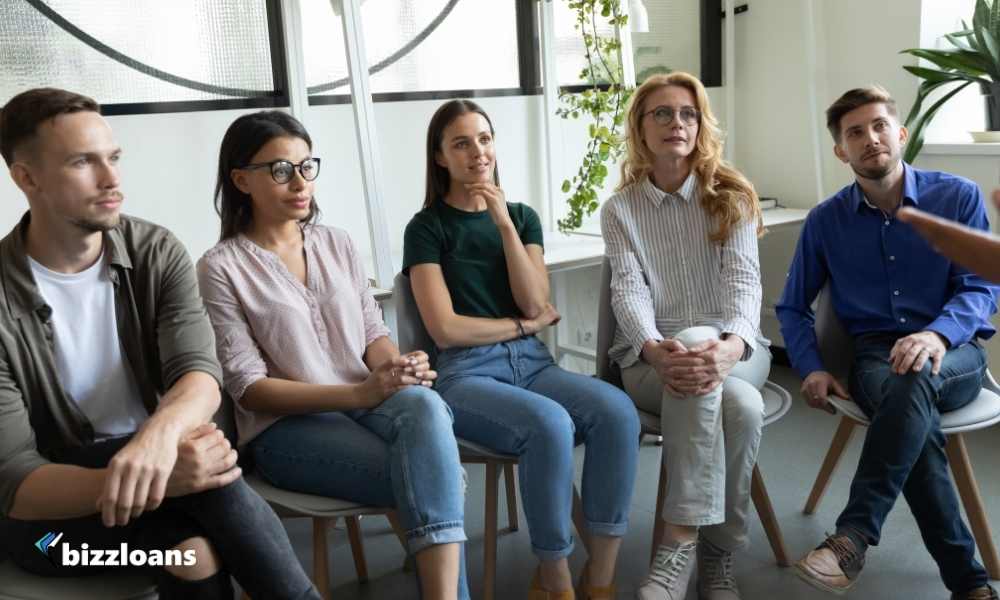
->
xmin=29 ymin=255 xmax=148 ymax=439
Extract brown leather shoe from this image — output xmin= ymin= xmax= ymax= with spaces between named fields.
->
xmin=794 ymin=533 xmax=865 ymax=595
xmin=528 ymin=567 xmax=575 ymax=600
xmin=576 ymin=562 xmax=615 ymax=599
xmin=952 ymin=585 xmax=999 ymax=600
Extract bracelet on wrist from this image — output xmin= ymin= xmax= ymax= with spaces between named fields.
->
xmin=514 ymin=318 xmax=526 ymax=338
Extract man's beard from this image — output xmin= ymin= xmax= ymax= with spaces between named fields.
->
xmin=850 ymin=152 xmax=899 ymax=181
xmin=69 ymin=213 xmax=120 ymax=232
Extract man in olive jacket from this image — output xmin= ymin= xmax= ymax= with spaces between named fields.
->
xmin=0 ymin=87 xmax=319 ymax=600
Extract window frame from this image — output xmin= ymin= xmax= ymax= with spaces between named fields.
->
xmin=7 ymin=0 xmax=292 ymax=116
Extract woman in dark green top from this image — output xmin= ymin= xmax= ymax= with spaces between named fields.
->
xmin=403 ymin=99 xmax=640 ymax=600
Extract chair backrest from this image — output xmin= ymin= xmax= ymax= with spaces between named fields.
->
xmin=814 ymin=282 xmax=855 ymax=381
xmin=393 ymin=272 xmax=438 ymax=365
xmin=595 ymin=257 xmax=624 ymax=388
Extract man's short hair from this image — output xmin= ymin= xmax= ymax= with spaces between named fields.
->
xmin=826 ymin=85 xmax=898 ymax=143
xmin=0 ymin=88 xmax=100 ymax=166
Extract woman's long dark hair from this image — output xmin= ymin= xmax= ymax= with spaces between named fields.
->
xmin=214 ymin=110 xmax=320 ymax=241
xmin=423 ymin=99 xmax=500 ymax=209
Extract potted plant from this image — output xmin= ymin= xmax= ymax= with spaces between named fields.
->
xmin=901 ymin=0 xmax=1000 ymax=162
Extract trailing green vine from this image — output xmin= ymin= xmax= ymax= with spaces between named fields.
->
xmin=556 ymin=0 xmax=633 ymax=232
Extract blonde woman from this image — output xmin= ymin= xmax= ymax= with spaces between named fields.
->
xmin=600 ymin=72 xmax=768 ymax=600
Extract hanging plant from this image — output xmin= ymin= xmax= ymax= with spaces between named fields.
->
xmin=556 ymin=0 xmax=633 ymax=232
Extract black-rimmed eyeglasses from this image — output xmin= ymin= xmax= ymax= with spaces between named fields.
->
xmin=242 ymin=158 xmax=321 ymax=184
xmin=642 ymin=105 xmax=700 ymax=126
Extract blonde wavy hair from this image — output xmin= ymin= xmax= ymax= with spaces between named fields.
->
xmin=619 ymin=72 xmax=763 ymax=243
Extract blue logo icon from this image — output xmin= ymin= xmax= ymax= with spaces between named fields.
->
xmin=34 ymin=531 xmax=63 ymax=555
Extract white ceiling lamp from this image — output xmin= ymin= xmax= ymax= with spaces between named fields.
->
xmin=630 ymin=0 xmax=650 ymax=32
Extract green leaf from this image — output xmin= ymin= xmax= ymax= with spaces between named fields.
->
xmin=902 ymin=65 xmax=974 ymax=84
xmin=561 ymin=180 xmax=571 ymax=193
xmin=945 ymin=32 xmax=974 ymax=52
xmin=903 ymin=79 xmax=951 ymax=128
xmin=980 ymin=26 xmax=1000 ymax=77
xmin=904 ymin=80 xmax=974 ymax=163
xmin=901 ymin=48 xmax=991 ymax=76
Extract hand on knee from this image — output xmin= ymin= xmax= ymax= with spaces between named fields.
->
xmin=164 ymin=536 xmax=222 ymax=581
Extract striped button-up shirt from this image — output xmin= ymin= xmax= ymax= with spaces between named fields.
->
xmin=600 ymin=173 xmax=764 ymax=368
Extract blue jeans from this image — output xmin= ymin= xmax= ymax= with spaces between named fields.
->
xmin=250 ymin=385 xmax=469 ymax=599
xmin=837 ymin=332 xmax=988 ymax=593
xmin=435 ymin=335 xmax=640 ymax=561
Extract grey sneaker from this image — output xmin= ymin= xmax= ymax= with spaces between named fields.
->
xmin=636 ymin=540 xmax=697 ymax=600
xmin=697 ymin=538 xmax=741 ymax=600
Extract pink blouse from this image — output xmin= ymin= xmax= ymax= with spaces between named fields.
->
xmin=197 ymin=225 xmax=390 ymax=446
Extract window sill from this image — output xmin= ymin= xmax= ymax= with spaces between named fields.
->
xmin=921 ymin=143 xmax=1000 ymax=156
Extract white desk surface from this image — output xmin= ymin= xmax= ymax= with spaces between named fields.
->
xmin=541 ymin=207 xmax=807 ymax=271
xmin=543 ymin=231 xmax=606 ymax=272
xmin=762 ymin=207 xmax=809 ymax=228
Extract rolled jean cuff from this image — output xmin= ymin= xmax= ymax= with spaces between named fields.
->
xmin=532 ymin=537 xmax=576 ymax=562
xmin=408 ymin=520 xmax=467 ymax=555
xmin=585 ymin=519 xmax=628 ymax=538
xmin=660 ymin=510 xmax=725 ymax=528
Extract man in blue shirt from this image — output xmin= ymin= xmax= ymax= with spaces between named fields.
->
xmin=777 ymin=86 xmax=998 ymax=600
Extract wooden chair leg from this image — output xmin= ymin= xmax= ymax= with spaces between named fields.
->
xmin=750 ymin=463 xmax=791 ymax=567
xmin=804 ymin=417 xmax=857 ymax=515
xmin=503 ymin=463 xmax=519 ymax=533
xmin=945 ymin=433 xmax=1000 ymax=579
xmin=651 ymin=449 xmax=667 ymax=566
xmin=386 ymin=511 xmax=414 ymax=572
xmin=312 ymin=517 xmax=333 ymax=600
xmin=572 ymin=484 xmax=591 ymax=554
xmin=345 ymin=515 xmax=369 ymax=583
xmin=483 ymin=461 xmax=499 ymax=600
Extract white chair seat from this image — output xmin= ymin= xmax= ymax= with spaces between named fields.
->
xmin=244 ymin=473 xmax=385 ymax=519
xmin=0 ymin=560 xmax=156 ymax=600
xmin=827 ymin=387 xmax=1000 ymax=435
xmin=638 ymin=380 xmax=792 ymax=435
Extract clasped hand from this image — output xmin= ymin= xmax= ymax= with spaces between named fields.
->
xmin=97 ymin=422 xmax=241 ymax=527
xmin=643 ymin=335 xmax=745 ymax=396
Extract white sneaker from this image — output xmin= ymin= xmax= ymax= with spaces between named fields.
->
xmin=636 ymin=540 xmax=697 ymax=600
xmin=697 ymin=538 xmax=741 ymax=600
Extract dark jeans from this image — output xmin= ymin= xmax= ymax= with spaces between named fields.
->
xmin=1 ymin=435 xmax=320 ymax=600
xmin=836 ymin=332 xmax=988 ymax=593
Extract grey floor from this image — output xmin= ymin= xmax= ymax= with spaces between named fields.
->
xmin=268 ymin=365 xmax=1000 ymax=600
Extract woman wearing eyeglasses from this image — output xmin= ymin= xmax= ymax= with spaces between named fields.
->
xmin=601 ymin=73 xmax=768 ymax=600
xmin=404 ymin=99 xmax=640 ymax=600
xmin=196 ymin=111 xmax=469 ymax=600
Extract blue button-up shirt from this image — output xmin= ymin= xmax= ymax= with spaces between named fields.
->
xmin=776 ymin=164 xmax=998 ymax=379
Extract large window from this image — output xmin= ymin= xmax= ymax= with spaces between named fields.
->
xmin=304 ymin=0 xmax=527 ymax=103
xmin=0 ymin=0 xmax=287 ymax=113
xmin=554 ymin=0 xmax=715 ymax=89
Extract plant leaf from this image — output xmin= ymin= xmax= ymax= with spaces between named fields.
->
xmin=904 ymin=80 xmax=974 ymax=163
xmin=903 ymin=65 xmax=970 ymax=84
xmin=904 ymin=79 xmax=952 ymax=128
xmin=901 ymin=48 xmax=992 ymax=76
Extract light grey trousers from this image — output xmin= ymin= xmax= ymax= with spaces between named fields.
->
xmin=622 ymin=326 xmax=771 ymax=551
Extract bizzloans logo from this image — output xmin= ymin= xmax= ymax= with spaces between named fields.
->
xmin=34 ymin=532 xmax=196 ymax=567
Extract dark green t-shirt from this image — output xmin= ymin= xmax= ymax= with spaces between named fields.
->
xmin=403 ymin=200 xmax=544 ymax=319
